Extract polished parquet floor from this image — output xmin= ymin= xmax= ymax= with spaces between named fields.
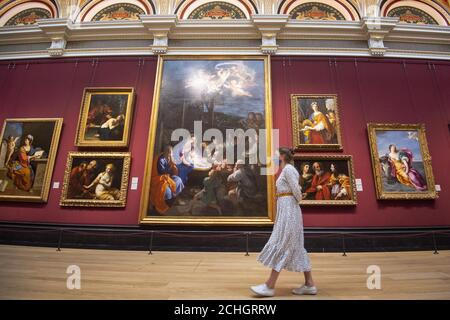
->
xmin=0 ymin=244 xmax=449 ymax=299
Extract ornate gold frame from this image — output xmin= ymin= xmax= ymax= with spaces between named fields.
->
xmin=0 ymin=118 xmax=63 ymax=202
xmin=294 ymin=154 xmax=357 ymax=206
xmin=75 ymin=87 xmax=135 ymax=148
xmin=60 ymin=152 xmax=131 ymax=207
xmin=139 ymin=55 xmax=275 ymax=225
xmin=291 ymin=94 xmax=343 ymax=151
xmin=367 ymin=123 xmax=437 ymax=200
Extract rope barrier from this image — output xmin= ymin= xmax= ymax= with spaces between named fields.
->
xmin=1 ymin=225 xmax=449 ymax=255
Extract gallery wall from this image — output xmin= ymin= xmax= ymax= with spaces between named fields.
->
xmin=0 ymin=56 xmax=449 ymax=228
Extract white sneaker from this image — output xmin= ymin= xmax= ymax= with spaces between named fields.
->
xmin=250 ymin=284 xmax=275 ymax=297
xmin=292 ymin=285 xmax=318 ymax=295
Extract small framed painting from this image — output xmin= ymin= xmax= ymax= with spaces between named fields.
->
xmin=291 ymin=94 xmax=343 ymax=151
xmin=0 ymin=118 xmax=63 ymax=202
xmin=60 ymin=152 xmax=131 ymax=207
xmin=75 ymin=88 xmax=135 ymax=147
xmin=293 ymin=154 xmax=357 ymax=206
xmin=367 ymin=123 xmax=437 ymax=200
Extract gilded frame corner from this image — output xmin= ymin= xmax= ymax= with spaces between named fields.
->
xmin=60 ymin=151 xmax=131 ymax=207
xmin=74 ymin=87 xmax=136 ymax=148
xmin=290 ymin=94 xmax=343 ymax=151
xmin=0 ymin=118 xmax=63 ymax=203
xmin=294 ymin=154 xmax=358 ymax=206
xmin=139 ymin=54 xmax=275 ymax=226
xmin=367 ymin=123 xmax=437 ymax=200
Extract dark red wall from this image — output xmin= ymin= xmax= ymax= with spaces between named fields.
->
xmin=0 ymin=57 xmax=157 ymax=226
xmin=272 ymin=57 xmax=450 ymax=227
xmin=0 ymin=56 xmax=449 ymax=228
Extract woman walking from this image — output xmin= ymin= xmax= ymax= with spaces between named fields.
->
xmin=251 ymin=147 xmax=316 ymax=297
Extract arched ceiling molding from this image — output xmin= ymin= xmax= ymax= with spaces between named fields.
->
xmin=278 ymin=0 xmax=361 ymax=20
xmin=381 ymin=0 xmax=449 ymax=25
xmin=175 ymin=0 xmax=258 ymax=19
xmin=0 ymin=0 xmax=58 ymax=26
xmin=76 ymin=0 xmax=155 ymax=22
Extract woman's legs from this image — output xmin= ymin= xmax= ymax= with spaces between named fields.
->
xmin=265 ymin=269 xmax=280 ymax=289
xmin=304 ymin=271 xmax=315 ymax=287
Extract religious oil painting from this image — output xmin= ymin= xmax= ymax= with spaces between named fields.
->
xmin=293 ymin=155 xmax=357 ymax=206
xmin=291 ymin=94 xmax=343 ymax=150
xmin=60 ymin=152 xmax=131 ymax=207
xmin=75 ymin=88 xmax=135 ymax=147
xmin=140 ymin=56 xmax=274 ymax=225
xmin=0 ymin=118 xmax=63 ymax=202
xmin=367 ymin=123 xmax=437 ymax=200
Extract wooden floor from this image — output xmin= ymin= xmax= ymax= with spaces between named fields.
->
xmin=0 ymin=244 xmax=449 ymax=299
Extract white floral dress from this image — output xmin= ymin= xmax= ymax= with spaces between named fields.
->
xmin=257 ymin=163 xmax=311 ymax=272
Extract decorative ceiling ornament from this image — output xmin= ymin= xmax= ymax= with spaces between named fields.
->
xmin=5 ymin=7 xmax=52 ymax=26
xmin=289 ymin=2 xmax=346 ymax=20
xmin=387 ymin=6 xmax=438 ymax=25
xmin=92 ymin=3 xmax=145 ymax=21
xmin=187 ymin=1 xmax=247 ymax=19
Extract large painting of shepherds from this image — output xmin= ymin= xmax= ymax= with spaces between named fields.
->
xmin=75 ymin=88 xmax=135 ymax=147
xmin=367 ymin=123 xmax=436 ymax=200
xmin=293 ymin=155 xmax=357 ymax=206
xmin=0 ymin=118 xmax=62 ymax=202
xmin=60 ymin=152 xmax=131 ymax=207
xmin=291 ymin=94 xmax=343 ymax=150
xmin=140 ymin=56 xmax=274 ymax=225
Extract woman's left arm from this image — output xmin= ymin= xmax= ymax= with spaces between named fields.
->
xmin=285 ymin=165 xmax=303 ymax=203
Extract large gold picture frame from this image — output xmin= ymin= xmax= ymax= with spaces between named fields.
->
xmin=291 ymin=94 xmax=343 ymax=151
xmin=139 ymin=55 xmax=275 ymax=225
xmin=293 ymin=154 xmax=357 ymax=206
xmin=60 ymin=152 xmax=131 ymax=207
xmin=367 ymin=123 xmax=437 ymax=200
xmin=0 ymin=118 xmax=63 ymax=202
xmin=75 ymin=87 xmax=135 ymax=148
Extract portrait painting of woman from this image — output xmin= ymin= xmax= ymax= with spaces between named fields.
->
xmin=75 ymin=88 xmax=135 ymax=147
xmin=367 ymin=123 xmax=437 ymax=200
xmin=0 ymin=118 xmax=62 ymax=202
xmin=60 ymin=152 xmax=131 ymax=207
xmin=291 ymin=95 xmax=343 ymax=150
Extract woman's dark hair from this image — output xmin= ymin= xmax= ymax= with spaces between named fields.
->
xmin=279 ymin=147 xmax=294 ymax=163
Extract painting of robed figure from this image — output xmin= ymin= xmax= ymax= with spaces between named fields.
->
xmin=140 ymin=56 xmax=275 ymax=225
xmin=367 ymin=123 xmax=437 ymax=200
xmin=291 ymin=95 xmax=343 ymax=150
xmin=293 ymin=155 xmax=357 ymax=206
xmin=0 ymin=118 xmax=63 ymax=202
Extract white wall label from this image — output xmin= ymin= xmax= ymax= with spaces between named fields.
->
xmin=130 ymin=177 xmax=139 ymax=190
xmin=435 ymin=185 xmax=441 ymax=192
xmin=355 ymin=178 xmax=363 ymax=191
xmin=53 ymin=182 xmax=60 ymax=189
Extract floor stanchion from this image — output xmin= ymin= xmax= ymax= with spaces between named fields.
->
xmin=245 ymin=232 xmax=250 ymax=256
xmin=432 ymin=232 xmax=439 ymax=255
xmin=342 ymin=234 xmax=347 ymax=257
xmin=56 ymin=229 xmax=64 ymax=252
xmin=148 ymin=231 xmax=154 ymax=255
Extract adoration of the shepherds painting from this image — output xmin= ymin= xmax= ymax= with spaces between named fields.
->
xmin=141 ymin=57 xmax=274 ymax=224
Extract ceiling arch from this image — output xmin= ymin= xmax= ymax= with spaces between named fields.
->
xmin=75 ymin=0 xmax=155 ymax=22
xmin=175 ymin=0 xmax=258 ymax=19
xmin=278 ymin=0 xmax=361 ymax=20
xmin=0 ymin=0 xmax=58 ymax=26
xmin=381 ymin=0 xmax=449 ymax=25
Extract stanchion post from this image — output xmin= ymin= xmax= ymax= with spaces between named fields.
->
xmin=56 ymin=228 xmax=64 ymax=252
xmin=148 ymin=231 xmax=154 ymax=255
xmin=341 ymin=233 xmax=347 ymax=257
xmin=432 ymin=231 xmax=439 ymax=255
xmin=245 ymin=232 xmax=250 ymax=256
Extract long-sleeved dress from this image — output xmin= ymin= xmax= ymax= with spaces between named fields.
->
xmin=257 ymin=163 xmax=311 ymax=272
